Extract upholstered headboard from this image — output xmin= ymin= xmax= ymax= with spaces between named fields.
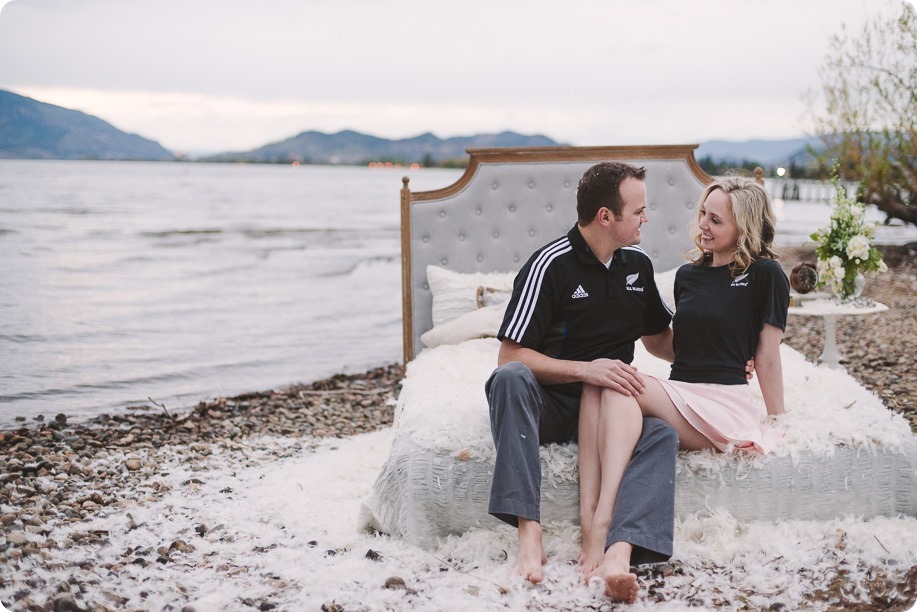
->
xmin=400 ymin=145 xmax=714 ymax=362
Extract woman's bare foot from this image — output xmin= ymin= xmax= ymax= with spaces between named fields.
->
xmin=601 ymin=571 xmax=639 ymax=603
xmin=577 ymin=519 xmax=591 ymax=566
xmin=515 ymin=519 xmax=547 ymax=584
xmin=590 ymin=542 xmax=639 ymax=603
xmin=579 ymin=522 xmax=608 ymax=576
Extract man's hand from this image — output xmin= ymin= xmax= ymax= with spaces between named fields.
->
xmin=497 ymin=339 xmax=648 ymax=394
xmin=746 ymin=358 xmax=755 ymax=381
xmin=582 ymin=358 xmax=646 ymax=396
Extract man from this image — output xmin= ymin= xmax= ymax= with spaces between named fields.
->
xmin=486 ymin=161 xmax=678 ymax=603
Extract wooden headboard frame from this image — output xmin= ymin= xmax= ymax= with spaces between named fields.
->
xmin=400 ymin=145 xmax=717 ymax=363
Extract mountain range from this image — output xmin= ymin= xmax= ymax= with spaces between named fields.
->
xmin=200 ymin=130 xmax=563 ymax=164
xmin=0 ymin=89 xmax=819 ymax=166
xmin=696 ymin=138 xmax=820 ymax=166
xmin=0 ymin=90 xmax=174 ymax=161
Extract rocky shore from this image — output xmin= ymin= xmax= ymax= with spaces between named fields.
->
xmin=1 ymin=245 xmax=914 ymax=611
xmin=0 ymin=366 xmax=405 ymax=611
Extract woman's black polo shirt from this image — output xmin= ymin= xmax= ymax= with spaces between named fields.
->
xmin=669 ymin=258 xmax=790 ymax=385
xmin=498 ymin=225 xmax=672 ymax=398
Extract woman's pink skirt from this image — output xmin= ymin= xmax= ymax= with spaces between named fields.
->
xmin=653 ymin=377 xmax=784 ymax=454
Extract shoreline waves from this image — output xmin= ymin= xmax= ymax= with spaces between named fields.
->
xmin=0 ymin=245 xmax=914 ymax=610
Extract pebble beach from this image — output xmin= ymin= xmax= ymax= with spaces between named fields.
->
xmin=1 ymin=244 xmax=914 ymax=611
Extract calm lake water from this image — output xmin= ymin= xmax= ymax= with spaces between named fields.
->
xmin=1 ymin=161 xmax=913 ymax=426
xmin=0 ymin=161 xmax=461 ymax=425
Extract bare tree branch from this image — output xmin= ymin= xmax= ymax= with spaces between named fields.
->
xmin=807 ymin=2 xmax=917 ymax=226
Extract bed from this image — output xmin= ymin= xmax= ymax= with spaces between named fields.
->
xmin=359 ymin=145 xmax=917 ymax=549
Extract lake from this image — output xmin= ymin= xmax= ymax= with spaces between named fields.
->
xmin=0 ymin=161 xmax=461 ymax=425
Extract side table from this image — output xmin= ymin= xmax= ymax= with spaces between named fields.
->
xmin=788 ymin=295 xmax=888 ymax=370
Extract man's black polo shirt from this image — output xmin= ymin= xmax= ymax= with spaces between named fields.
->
xmin=498 ymin=224 xmax=672 ymax=399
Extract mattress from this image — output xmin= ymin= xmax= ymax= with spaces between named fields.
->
xmin=359 ymin=338 xmax=917 ymax=549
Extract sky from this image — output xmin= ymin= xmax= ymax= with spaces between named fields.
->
xmin=0 ymin=0 xmax=909 ymax=155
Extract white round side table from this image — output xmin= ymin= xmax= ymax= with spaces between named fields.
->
xmin=788 ymin=294 xmax=888 ymax=370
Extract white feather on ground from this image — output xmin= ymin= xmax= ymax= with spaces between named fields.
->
xmin=4 ymin=339 xmax=914 ymax=609
xmin=4 ymin=427 xmax=914 ymax=610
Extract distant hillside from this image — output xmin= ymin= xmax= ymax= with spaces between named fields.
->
xmin=204 ymin=131 xmax=825 ymax=168
xmin=0 ymin=90 xmax=174 ymax=161
xmin=0 ymin=91 xmax=824 ymax=168
xmin=201 ymin=130 xmax=564 ymax=164
xmin=696 ymin=137 xmax=823 ymax=166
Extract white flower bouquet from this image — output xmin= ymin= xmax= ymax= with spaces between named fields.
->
xmin=810 ymin=174 xmax=887 ymax=301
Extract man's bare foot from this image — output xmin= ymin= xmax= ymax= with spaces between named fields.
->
xmin=590 ymin=541 xmax=639 ymax=603
xmin=515 ymin=519 xmax=547 ymax=584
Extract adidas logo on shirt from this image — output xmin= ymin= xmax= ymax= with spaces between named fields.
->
xmin=731 ymin=273 xmax=750 ymax=287
xmin=572 ymin=285 xmax=589 ymax=299
xmin=625 ymin=272 xmax=644 ymax=292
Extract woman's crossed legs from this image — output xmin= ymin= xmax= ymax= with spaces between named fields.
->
xmin=577 ymin=377 xmax=714 ymax=601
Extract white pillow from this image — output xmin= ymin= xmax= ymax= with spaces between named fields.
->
xmin=655 ymin=267 xmax=678 ymax=311
xmin=426 ymin=265 xmax=516 ymax=327
xmin=477 ymin=286 xmax=513 ymax=308
xmin=420 ymin=302 xmax=507 ymax=348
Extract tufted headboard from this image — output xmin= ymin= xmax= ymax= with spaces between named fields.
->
xmin=400 ymin=145 xmax=714 ymax=362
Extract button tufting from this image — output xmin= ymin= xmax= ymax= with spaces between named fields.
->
xmin=441 ymin=258 xmax=448 ymax=265
xmin=493 ymin=231 xmax=500 ymax=239
xmin=459 ymin=234 xmax=465 ymax=241
xmin=475 ymin=208 xmax=482 ymax=216
xmin=652 ymin=250 xmax=659 ymax=257
xmin=422 ymin=235 xmax=429 ymax=243
xmin=513 ymin=255 xmax=520 ymax=263
xmin=423 ymin=283 xmax=429 ymax=290
xmin=650 ymin=203 xmax=657 ymax=210
xmin=476 ymin=255 xmax=483 ymax=262
xmin=668 ymin=178 xmax=676 ymax=186
xmin=509 ymin=204 xmax=516 ymax=212
xmin=668 ymin=227 xmax=676 ymax=235
xmin=687 ymin=201 xmax=694 ymax=209
xmin=528 ymin=181 xmax=535 ymax=188
xmin=491 ymin=182 xmax=498 ymax=190
xmin=528 ymin=230 xmax=536 ymax=236
xmin=563 ymin=180 xmax=570 ymax=188
xmin=439 ymin=210 xmax=446 ymax=218
xmin=546 ymin=204 xmax=553 ymax=212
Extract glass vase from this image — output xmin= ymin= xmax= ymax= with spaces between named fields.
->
xmin=836 ymin=272 xmax=865 ymax=301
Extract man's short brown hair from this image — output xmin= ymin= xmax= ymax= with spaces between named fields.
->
xmin=576 ymin=161 xmax=647 ymax=224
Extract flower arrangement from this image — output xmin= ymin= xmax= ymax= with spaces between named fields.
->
xmin=810 ymin=173 xmax=887 ymax=300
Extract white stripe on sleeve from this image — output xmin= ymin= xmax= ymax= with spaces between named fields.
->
xmin=505 ymin=238 xmax=571 ymax=341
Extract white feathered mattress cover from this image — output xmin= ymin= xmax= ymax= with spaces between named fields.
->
xmin=392 ymin=338 xmax=915 ymax=481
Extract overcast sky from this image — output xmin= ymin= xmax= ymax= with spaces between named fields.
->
xmin=0 ymin=0 xmax=906 ymax=154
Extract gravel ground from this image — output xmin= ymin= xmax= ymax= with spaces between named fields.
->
xmin=1 ymin=245 xmax=914 ymax=611
xmin=0 ymin=366 xmax=404 ymax=611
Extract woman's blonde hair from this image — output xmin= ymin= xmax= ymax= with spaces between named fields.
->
xmin=689 ymin=176 xmax=778 ymax=274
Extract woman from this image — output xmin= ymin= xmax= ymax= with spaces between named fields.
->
xmin=578 ymin=177 xmax=790 ymax=578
